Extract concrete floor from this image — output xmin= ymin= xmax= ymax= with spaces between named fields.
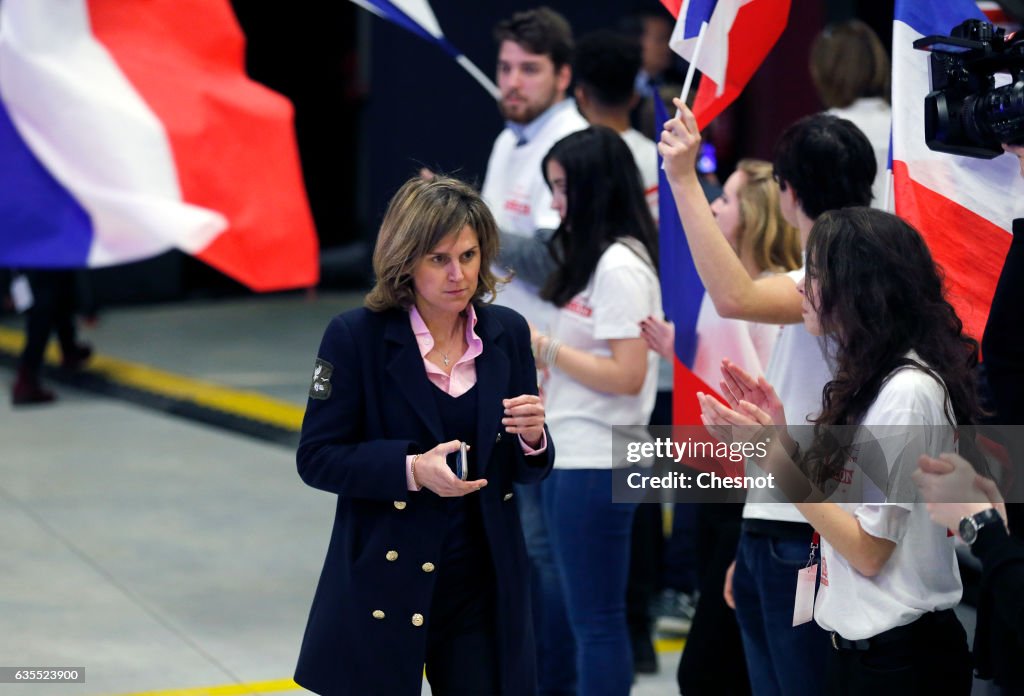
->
xmin=0 ymin=293 xmax=684 ymax=696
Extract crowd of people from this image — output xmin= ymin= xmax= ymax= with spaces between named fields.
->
xmin=292 ymin=6 xmax=1024 ymax=696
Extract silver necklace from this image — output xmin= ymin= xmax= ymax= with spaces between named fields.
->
xmin=434 ymin=321 xmax=463 ymax=368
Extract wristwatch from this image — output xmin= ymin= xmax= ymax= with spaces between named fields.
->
xmin=958 ymin=508 xmax=1003 ymax=545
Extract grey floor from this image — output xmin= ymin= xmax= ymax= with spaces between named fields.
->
xmin=0 ymin=293 xmax=682 ymax=696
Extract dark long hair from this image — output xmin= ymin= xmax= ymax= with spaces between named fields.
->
xmin=540 ymin=126 xmax=659 ymax=307
xmin=802 ymin=208 xmax=982 ymax=484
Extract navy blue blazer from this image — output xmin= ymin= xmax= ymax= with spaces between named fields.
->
xmin=294 ymin=303 xmax=554 ymax=696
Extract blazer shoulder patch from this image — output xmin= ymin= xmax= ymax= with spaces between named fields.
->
xmin=309 ymin=358 xmax=334 ymax=400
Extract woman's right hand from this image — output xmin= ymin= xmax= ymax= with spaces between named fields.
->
xmin=719 ymin=359 xmax=786 ymax=427
xmin=414 ymin=440 xmax=487 ymax=497
xmin=640 ymin=315 xmax=675 ymax=361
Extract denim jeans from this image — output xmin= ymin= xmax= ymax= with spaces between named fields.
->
xmin=732 ymin=531 xmax=830 ymax=696
xmin=515 ymin=481 xmax=575 ymax=695
xmin=545 ymin=469 xmax=637 ymax=696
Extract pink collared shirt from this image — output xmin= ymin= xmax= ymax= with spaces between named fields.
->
xmin=405 ymin=304 xmax=546 ymax=490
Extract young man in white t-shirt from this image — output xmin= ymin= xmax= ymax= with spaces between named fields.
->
xmin=659 ymin=103 xmax=876 ymax=696
xmin=482 ymin=8 xmax=587 ymax=331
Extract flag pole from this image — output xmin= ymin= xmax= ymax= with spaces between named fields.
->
xmin=455 ymin=54 xmax=500 ymax=101
xmin=661 ymin=19 xmax=707 ymax=170
xmin=677 ymin=20 xmax=708 ymax=116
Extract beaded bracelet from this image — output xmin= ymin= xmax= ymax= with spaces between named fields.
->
xmin=411 ymin=454 xmax=422 ymax=489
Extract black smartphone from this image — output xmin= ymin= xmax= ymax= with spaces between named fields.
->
xmin=446 ymin=441 xmax=469 ymax=480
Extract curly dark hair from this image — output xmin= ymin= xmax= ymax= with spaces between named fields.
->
xmin=801 ymin=208 xmax=983 ymax=485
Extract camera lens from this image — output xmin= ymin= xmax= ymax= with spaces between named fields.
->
xmin=964 ymin=80 xmax=1024 ymax=146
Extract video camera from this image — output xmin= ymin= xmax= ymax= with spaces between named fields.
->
xmin=914 ymin=19 xmax=1024 ymax=158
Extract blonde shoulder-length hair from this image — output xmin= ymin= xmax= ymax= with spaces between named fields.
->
xmin=735 ymin=159 xmax=802 ymax=274
xmin=365 ymin=176 xmax=507 ymax=312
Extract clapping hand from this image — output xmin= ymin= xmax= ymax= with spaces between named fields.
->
xmin=698 ymin=359 xmax=787 ymax=446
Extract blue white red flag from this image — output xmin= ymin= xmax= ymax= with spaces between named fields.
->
xmin=679 ymin=0 xmax=718 ymax=39
xmin=664 ymin=0 xmax=790 ymax=128
xmin=350 ymin=0 xmax=499 ymax=99
xmin=0 ymin=0 xmax=319 ymax=291
xmin=892 ymin=0 xmax=1024 ymax=341
xmin=653 ymin=96 xmax=716 ymax=425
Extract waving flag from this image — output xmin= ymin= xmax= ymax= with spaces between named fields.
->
xmin=665 ymin=0 xmax=790 ymax=128
xmin=350 ymin=0 xmax=499 ymax=99
xmin=0 ymin=0 xmax=318 ymax=291
xmin=892 ymin=0 xmax=1024 ymax=341
xmin=653 ymin=96 xmax=716 ymax=425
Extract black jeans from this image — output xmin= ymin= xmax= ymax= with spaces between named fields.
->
xmin=20 ymin=270 xmax=78 ymax=375
xmin=677 ymin=503 xmax=751 ymax=696
xmin=825 ymin=609 xmax=972 ymax=696
xmin=424 ymin=554 xmax=501 ymax=696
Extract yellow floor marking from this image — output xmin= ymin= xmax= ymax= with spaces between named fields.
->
xmin=100 ymin=640 xmax=686 ymax=694
xmin=105 ymin=678 xmax=302 ymax=696
xmin=0 ymin=326 xmax=304 ymax=431
xmin=656 ymin=636 xmax=687 ymax=653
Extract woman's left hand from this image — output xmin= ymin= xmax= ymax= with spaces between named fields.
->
xmin=639 ymin=315 xmax=675 ymax=361
xmin=503 ymin=394 xmax=545 ymax=447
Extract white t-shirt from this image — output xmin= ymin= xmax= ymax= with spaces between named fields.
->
xmin=544 ymin=241 xmax=662 ymax=469
xmin=619 ymin=128 xmax=659 ymax=223
xmin=828 ymin=98 xmax=892 ymax=210
xmin=691 ymin=278 xmax=780 ymax=389
xmin=813 ymin=359 xmax=962 ymax=640
xmin=744 ymin=267 xmax=834 ymax=522
xmin=482 ymin=100 xmax=588 ymax=328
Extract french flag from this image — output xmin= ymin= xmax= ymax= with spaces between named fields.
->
xmin=653 ymin=95 xmax=716 ymax=425
xmin=892 ymin=0 xmax=1024 ymax=342
xmin=665 ymin=0 xmax=791 ymax=129
xmin=0 ymin=0 xmax=319 ymax=291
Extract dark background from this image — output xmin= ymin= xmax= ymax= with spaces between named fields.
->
xmin=86 ymin=0 xmax=897 ymax=304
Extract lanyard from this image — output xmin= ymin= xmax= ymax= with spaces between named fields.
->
xmin=806 ymin=531 xmax=820 ymax=568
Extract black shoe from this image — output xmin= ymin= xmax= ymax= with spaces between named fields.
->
xmin=12 ymin=376 xmax=56 ymax=405
xmin=61 ymin=343 xmax=93 ymax=371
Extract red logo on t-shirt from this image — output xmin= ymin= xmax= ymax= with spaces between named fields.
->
xmin=504 ymin=199 xmax=531 ymax=216
xmin=832 ymin=468 xmax=854 ymax=485
xmin=820 ymin=556 xmax=829 ymax=587
xmin=564 ymin=297 xmax=593 ymax=317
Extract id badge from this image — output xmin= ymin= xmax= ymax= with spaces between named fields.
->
xmin=792 ymin=564 xmax=817 ymax=627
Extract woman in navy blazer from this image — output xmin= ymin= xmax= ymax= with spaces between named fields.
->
xmin=294 ymin=176 xmax=554 ymax=696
